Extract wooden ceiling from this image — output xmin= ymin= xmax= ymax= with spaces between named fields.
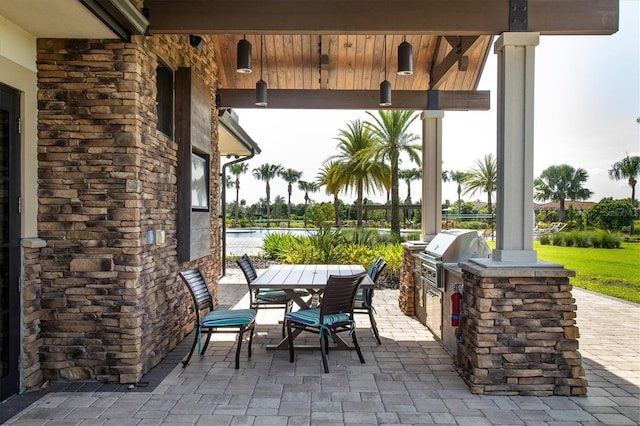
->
xmin=143 ymin=0 xmax=618 ymax=110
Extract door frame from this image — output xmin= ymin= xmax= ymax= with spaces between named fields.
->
xmin=0 ymin=83 xmax=22 ymax=401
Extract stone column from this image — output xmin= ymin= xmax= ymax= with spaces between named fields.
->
xmin=420 ymin=111 xmax=444 ymax=241
xmin=493 ymin=32 xmax=539 ymax=262
xmin=457 ymin=261 xmax=586 ymax=396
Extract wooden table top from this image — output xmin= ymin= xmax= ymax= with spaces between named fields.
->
xmin=250 ymin=264 xmax=373 ymax=289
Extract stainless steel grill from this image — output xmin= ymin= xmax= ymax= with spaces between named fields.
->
xmin=418 ymin=229 xmax=491 ymax=287
xmin=415 ymin=229 xmax=491 ymax=338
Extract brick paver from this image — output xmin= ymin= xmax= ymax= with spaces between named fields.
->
xmin=3 ymin=268 xmax=639 ymax=425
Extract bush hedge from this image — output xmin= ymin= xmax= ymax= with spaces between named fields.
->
xmin=540 ymin=229 xmax=621 ymax=248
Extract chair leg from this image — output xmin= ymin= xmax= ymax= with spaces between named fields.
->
xmin=200 ymin=329 xmax=213 ymax=355
xmin=320 ymin=329 xmax=330 ymax=373
xmin=287 ymin=321 xmax=295 ymax=363
xmin=247 ymin=324 xmax=254 ymax=359
xmin=351 ymin=329 xmax=366 ymax=364
xmin=235 ymin=327 xmax=244 ymax=369
xmin=368 ymin=309 xmax=381 ymax=345
xmin=282 ymin=300 xmax=293 ymax=338
xmin=182 ymin=328 xmax=200 ymax=368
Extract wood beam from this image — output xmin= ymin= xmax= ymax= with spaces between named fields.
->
xmin=145 ymin=0 xmax=618 ymax=36
xmin=430 ymin=36 xmax=480 ymax=89
xmin=217 ymin=89 xmax=490 ymax=110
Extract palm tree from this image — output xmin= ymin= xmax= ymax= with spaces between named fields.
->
xmin=252 ymin=163 xmax=284 ymax=228
xmin=298 ymin=180 xmax=319 ymax=227
xmin=365 ymin=110 xmax=421 ymax=238
xmin=280 ymin=168 xmax=302 ymax=228
xmin=317 ymin=161 xmax=344 ymax=227
xmin=449 ymin=170 xmax=468 ymax=215
xmin=534 ymin=164 xmax=593 ymax=222
xmin=462 ymin=154 xmax=497 ymax=215
xmin=609 ymin=154 xmax=640 ymax=234
xmin=327 ymin=119 xmax=389 ymax=228
xmin=399 ymin=168 xmax=421 ymax=225
xmin=228 ymin=163 xmax=248 ymax=221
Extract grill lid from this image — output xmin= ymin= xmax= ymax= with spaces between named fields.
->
xmin=424 ymin=229 xmax=490 ymax=262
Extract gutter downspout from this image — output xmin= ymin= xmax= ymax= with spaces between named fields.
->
xmin=220 ymin=150 xmax=255 ymax=277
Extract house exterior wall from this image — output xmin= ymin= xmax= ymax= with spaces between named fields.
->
xmin=32 ymin=33 xmax=222 ymax=384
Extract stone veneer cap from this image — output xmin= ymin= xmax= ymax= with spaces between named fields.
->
xmin=22 ymin=238 xmax=47 ymax=248
xmin=461 ymin=257 xmax=576 ymax=278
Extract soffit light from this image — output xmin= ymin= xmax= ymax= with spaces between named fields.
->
xmin=255 ymin=35 xmax=268 ymax=107
xmin=397 ymin=35 xmax=413 ymax=76
xmin=237 ymin=36 xmax=252 ymax=74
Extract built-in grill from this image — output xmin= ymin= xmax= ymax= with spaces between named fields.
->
xmin=415 ymin=229 xmax=491 ymax=338
xmin=418 ymin=229 xmax=490 ymax=288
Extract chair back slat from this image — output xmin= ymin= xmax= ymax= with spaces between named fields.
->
xmin=237 ymin=254 xmax=258 ymax=283
xmin=320 ymin=272 xmax=367 ymax=318
xmin=179 ymin=268 xmax=213 ymax=312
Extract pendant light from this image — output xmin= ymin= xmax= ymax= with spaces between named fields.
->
xmin=380 ymin=35 xmax=392 ymax=107
xmin=255 ymin=35 xmax=268 ymax=106
xmin=397 ymin=35 xmax=413 ymax=76
xmin=236 ymin=35 xmax=252 ymax=73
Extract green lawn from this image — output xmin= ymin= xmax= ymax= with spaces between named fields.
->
xmin=485 ymin=240 xmax=640 ymax=303
xmin=535 ymin=242 xmax=640 ymax=304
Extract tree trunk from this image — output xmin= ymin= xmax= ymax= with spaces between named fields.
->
xmin=266 ymin=182 xmax=271 ymax=228
xmin=631 ymin=182 xmax=636 ymax=235
xmin=390 ymin=153 xmax=400 ymax=238
xmin=235 ymin=181 xmax=240 ymax=221
xmin=356 ymin=182 xmax=363 ymax=228
xmin=287 ymin=185 xmax=292 ymax=228
xmin=333 ymin=194 xmax=341 ymax=227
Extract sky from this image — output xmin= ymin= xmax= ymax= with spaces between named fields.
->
xmin=226 ymin=1 xmax=640 ymax=207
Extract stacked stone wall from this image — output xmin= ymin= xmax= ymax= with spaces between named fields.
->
xmin=456 ymin=264 xmax=586 ymax=396
xmin=398 ymin=245 xmax=416 ymax=315
xmin=22 ymin=243 xmax=45 ymax=389
xmin=35 ymin=34 xmax=221 ymax=384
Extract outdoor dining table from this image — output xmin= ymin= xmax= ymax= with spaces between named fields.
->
xmin=249 ymin=264 xmax=374 ymax=350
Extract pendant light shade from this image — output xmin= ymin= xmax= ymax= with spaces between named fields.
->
xmin=397 ymin=37 xmax=413 ymax=76
xmin=379 ymin=35 xmax=392 ymax=107
xmin=236 ymin=37 xmax=252 ymax=73
xmin=379 ymin=80 xmax=392 ymax=106
xmin=255 ymin=35 xmax=268 ymax=106
xmin=255 ymin=79 xmax=268 ymax=106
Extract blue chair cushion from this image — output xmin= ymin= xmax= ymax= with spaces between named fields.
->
xmin=256 ymin=289 xmax=291 ymax=302
xmin=285 ymin=308 xmax=351 ymax=327
xmin=201 ymin=309 xmax=256 ymax=327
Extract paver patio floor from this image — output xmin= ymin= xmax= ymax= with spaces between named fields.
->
xmin=3 ymin=269 xmax=639 ymax=425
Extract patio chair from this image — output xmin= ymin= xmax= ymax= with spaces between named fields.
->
xmin=354 ymin=257 xmax=387 ymax=344
xmin=285 ymin=271 xmax=367 ymax=373
xmin=179 ymin=268 xmax=256 ymax=369
xmin=236 ymin=253 xmax=293 ymax=337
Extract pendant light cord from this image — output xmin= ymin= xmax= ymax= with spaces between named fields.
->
xmin=384 ymin=35 xmax=387 ymax=80
xmin=260 ymin=34 xmax=264 ymax=80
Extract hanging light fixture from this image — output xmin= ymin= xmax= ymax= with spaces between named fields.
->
xmin=236 ymin=35 xmax=252 ymax=73
xmin=397 ymin=35 xmax=413 ymax=76
xmin=380 ymin=35 xmax=392 ymax=107
xmin=255 ymin=35 xmax=268 ymax=106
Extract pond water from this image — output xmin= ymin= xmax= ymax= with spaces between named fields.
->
xmin=226 ymin=227 xmax=421 ymax=238
xmin=226 ymin=228 xmax=315 ymax=238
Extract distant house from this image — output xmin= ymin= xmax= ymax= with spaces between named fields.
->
xmin=533 ymin=200 xmax=595 ymax=213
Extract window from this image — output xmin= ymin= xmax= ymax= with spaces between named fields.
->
xmin=156 ymin=60 xmax=174 ymax=137
xmin=191 ymin=152 xmax=209 ymax=211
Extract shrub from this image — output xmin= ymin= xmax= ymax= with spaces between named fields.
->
xmin=585 ymin=198 xmax=635 ymax=231
xmin=261 ymin=232 xmax=301 ymax=260
xmin=539 ymin=234 xmax=551 ymax=245
xmin=564 ymin=230 xmax=590 ymax=247
xmin=591 ymin=230 xmax=621 ymax=249
xmin=550 ymin=230 xmax=621 ymax=249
